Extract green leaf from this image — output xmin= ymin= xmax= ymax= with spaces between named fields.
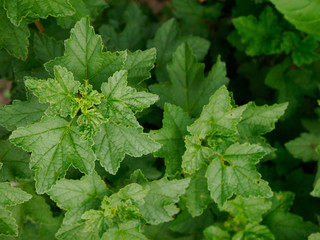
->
xmin=0 ymin=182 xmax=31 ymax=208
xmin=281 ymin=32 xmax=319 ymax=66
xmin=123 ymin=48 xmax=156 ymax=87
xmin=0 ymin=208 xmax=18 ymax=236
xmin=45 ymin=17 xmax=126 ymax=89
xmin=99 ymin=70 xmax=158 ymax=127
xmin=269 ymin=0 xmax=320 ymax=40
xmin=232 ymin=6 xmax=283 ymax=56
xmin=233 ymin=223 xmax=275 ymax=240
xmin=94 ymin=121 xmax=160 ymax=175
xmin=33 ymin=32 xmax=64 ymax=63
xmin=57 ymin=0 xmax=108 ymax=29
xmin=147 ymin=18 xmax=210 ymax=81
xmin=147 ymin=19 xmax=179 ymax=67
xmin=150 ymin=43 xmax=228 ymax=116
xmin=101 ymin=221 xmax=148 ymax=240
xmin=206 ymin=143 xmax=272 ymax=207
xmin=0 ymin=97 xmax=47 ymax=131
xmin=56 ymin=222 xmax=100 ymax=240
xmin=309 ymin=233 xmax=320 ymax=240
xmin=222 ymin=196 xmax=272 ymax=223
xmin=138 ymin=178 xmax=190 ymax=224
xmin=150 ymin=103 xmax=193 ymax=177
xmin=47 ymin=171 xmax=110 ymax=225
xmin=184 ymin=166 xmax=211 ymax=217
xmin=0 ymin=8 xmax=30 ymax=60
xmin=147 ymin=18 xmax=210 ymax=63
xmin=81 ymin=209 xmax=108 ymax=236
xmin=204 ymin=225 xmax=230 ymax=240
xmin=4 ymin=0 xmax=74 ymax=26
xmin=263 ymin=192 xmax=319 ymax=240
xmin=181 ymin=135 xmax=214 ymax=173
xmin=311 ymin=178 xmax=320 ymax=197
xmin=0 ymin=140 xmax=33 ymax=181
xmin=187 ymin=86 xmax=246 ymax=138
xmin=0 ymin=183 xmax=31 ymax=236
xmin=10 ymin=116 xmax=96 ymax=194
xmin=21 ymin=183 xmax=58 ymax=225
xmin=265 ymin=59 xmax=304 ymax=117
xmin=25 ymin=65 xmax=81 ymax=118
xmin=93 ymin=70 xmax=160 ymax=174
xmin=237 ymin=102 xmax=288 ymax=138
xmin=285 ymin=132 xmax=320 ymax=162
xmin=99 ymin=3 xmax=147 ymax=52
xmin=170 ymin=210 xmax=213 ymax=234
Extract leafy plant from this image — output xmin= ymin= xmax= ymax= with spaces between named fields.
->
xmin=1 ymin=0 xmax=320 ymax=239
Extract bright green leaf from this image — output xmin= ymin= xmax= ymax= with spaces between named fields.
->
xmin=45 ymin=17 xmax=126 ymax=89
xmin=138 ymin=178 xmax=190 ymax=224
xmin=94 ymin=121 xmax=160 ymax=175
xmin=206 ymin=143 xmax=272 ymax=207
xmin=10 ymin=116 xmax=96 ymax=194
xmin=270 ymin=0 xmax=320 ymax=40
xmin=25 ymin=65 xmax=81 ymax=117
xmin=188 ymin=86 xmax=246 ymax=138
xmin=47 ymin=171 xmax=110 ymax=225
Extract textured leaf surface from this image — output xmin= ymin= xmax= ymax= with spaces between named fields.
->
xmin=182 ymin=135 xmax=214 ymax=173
xmin=101 ymin=222 xmax=148 ymax=240
xmin=47 ymin=172 xmax=109 ymax=225
xmin=150 ymin=103 xmax=193 ymax=176
xmin=10 ymin=116 xmax=96 ymax=194
xmin=100 ymin=70 xmax=158 ymax=127
xmin=0 ymin=97 xmax=47 ymax=131
xmin=138 ymin=178 xmax=190 ymax=224
xmin=150 ymin=43 xmax=228 ymax=116
xmin=237 ymin=102 xmax=288 ymax=138
xmin=222 ymin=196 xmax=272 ymax=223
xmin=123 ymin=48 xmax=156 ymax=87
xmin=206 ymin=143 xmax=272 ymax=207
xmin=4 ymin=0 xmax=74 ymax=26
xmin=0 ymin=182 xmax=31 ymax=208
xmin=233 ymin=223 xmax=275 ymax=240
xmin=25 ymin=65 xmax=81 ymax=117
xmin=56 ymin=223 xmax=100 ymax=240
xmin=188 ymin=86 xmax=246 ymax=138
xmin=45 ymin=17 xmax=126 ymax=89
xmin=94 ymin=121 xmax=160 ymax=175
xmin=270 ymin=0 xmax=320 ymax=40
